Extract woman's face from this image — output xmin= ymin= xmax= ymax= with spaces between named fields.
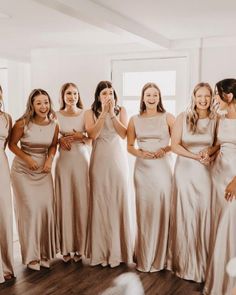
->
xmin=33 ymin=94 xmax=50 ymax=119
xmin=213 ymin=87 xmax=229 ymax=111
xmin=64 ymin=86 xmax=79 ymax=107
xmin=194 ymin=87 xmax=211 ymax=111
xmin=143 ymin=87 xmax=160 ymax=110
xmin=99 ymin=87 xmax=114 ymax=104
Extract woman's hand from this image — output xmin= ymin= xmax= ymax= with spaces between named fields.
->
xmin=59 ymin=136 xmax=74 ymax=150
xmin=138 ymin=149 xmax=155 ymax=159
xmin=154 ymin=148 xmax=166 ymax=159
xmin=109 ymin=97 xmax=115 ymax=116
xmin=25 ymin=155 xmax=39 ymax=170
xmin=42 ymin=157 xmax=53 ymax=173
xmin=225 ymin=177 xmax=236 ymax=201
xmin=101 ymin=98 xmax=110 ymax=114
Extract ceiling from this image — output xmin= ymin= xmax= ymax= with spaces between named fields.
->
xmin=0 ymin=0 xmax=235 ymax=61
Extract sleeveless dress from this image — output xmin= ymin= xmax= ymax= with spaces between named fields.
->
xmin=0 ymin=114 xmax=14 ymax=282
xmin=87 ymin=113 xmax=133 ymax=266
xmin=203 ymin=118 xmax=236 ymax=295
xmin=132 ymin=114 xmax=172 ymax=272
xmin=11 ymin=121 xmax=57 ymax=264
xmin=167 ymin=115 xmax=216 ymax=282
xmin=55 ymin=111 xmax=90 ymax=256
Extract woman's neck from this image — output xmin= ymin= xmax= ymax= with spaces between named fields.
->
xmin=33 ymin=116 xmax=49 ymax=125
xmin=64 ymin=105 xmax=79 ymax=114
xmin=197 ymin=109 xmax=209 ymax=119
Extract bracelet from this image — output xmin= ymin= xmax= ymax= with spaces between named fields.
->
xmin=110 ymin=116 xmax=116 ymax=120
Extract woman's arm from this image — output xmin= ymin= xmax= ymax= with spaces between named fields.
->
xmin=154 ymin=112 xmax=175 ymax=158
xmin=42 ymin=123 xmax=59 ymax=173
xmin=8 ymin=120 xmax=39 ymax=170
xmin=127 ymin=117 xmax=154 ymax=159
xmin=110 ymin=107 xmax=128 ymax=139
xmin=171 ymin=113 xmax=201 ymax=160
xmin=85 ymin=105 xmax=109 ymax=140
xmin=4 ymin=113 xmax=12 ymax=150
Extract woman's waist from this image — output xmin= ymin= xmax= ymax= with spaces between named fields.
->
xmin=137 ymin=138 xmax=168 ymax=152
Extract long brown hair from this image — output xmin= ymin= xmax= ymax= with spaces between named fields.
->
xmin=186 ymin=82 xmax=213 ymax=133
xmin=60 ymin=82 xmax=83 ymax=110
xmin=91 ymin=81 xmax=120 ymax=118
xmin=140 ymin=82 xmax=166 ymax=114
xmin=215 ymin=78 xmax=236 ymax=102
xmin=17 ymin=89 xmax=55 ymax=126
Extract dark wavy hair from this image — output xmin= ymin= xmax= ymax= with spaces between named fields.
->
xmin=91 ymin=81 xmax=120 ymax=118
xmin=60 ymin=82 xmax=83 ymax=110
xmin=140 ymin=82 xmax=166 ymax=114
xmin=17 ymin=89 xmax=55 ymax=125
xmin=215 ymin=78 xmax=236 ymax=102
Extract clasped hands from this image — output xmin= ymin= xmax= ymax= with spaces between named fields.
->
xmin=59 ymin=130 xmax=88 ymax=151
xmin=139 ymin=148 xmax=166 ymax=159
xmin=101 ymin=97 xmax=115 ymax=115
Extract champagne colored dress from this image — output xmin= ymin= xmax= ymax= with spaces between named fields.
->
xmin=87 ymin=113 xmax=133 ymax=267
xmin=203 ymin=118 xmax=236 ymax=295
xmin=167 ymin=115 xmax=216 ymax=283
xmin=132 ymin=114 xmax=172 ymax=272
xmin=55 ymin=111 xmax=90 ymax=256
xmin=11 ymin=121 xmax=57 ymax=265
xmin=0 ymin=114 xmax=14 ymax=282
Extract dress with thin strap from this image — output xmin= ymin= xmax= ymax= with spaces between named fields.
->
xmin=0 ymin=114 xmax=14 ymax=282
xmin=203 ymin=118 xmax=236 ymax=295
xmin=11 ymin=121 xmax=56 ymax=264
xmin=87 ymin=113 xmax=133 ymax=267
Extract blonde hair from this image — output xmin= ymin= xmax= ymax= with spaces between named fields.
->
xmin=186 ymin=82 xmax=213 ymax=133
xmin=139 ymin=82 xmax=166 ymax=114
xmin=17 ymin=89 xmax=55 ymax=126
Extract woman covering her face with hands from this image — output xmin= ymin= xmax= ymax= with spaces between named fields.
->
xmin=85 ymin=81 xmax=133 ymax=267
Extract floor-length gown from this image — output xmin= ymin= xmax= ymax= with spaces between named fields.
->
xmin=132 ymin=114 xmax=172 ymax=272
xmin=87 ymin=113 xmax=133 ymax=267
xmin=203 ymin=118 xmax=236 ymax=295
xmin=55 ymin=111 xmax=90 ymax=256
xmin=0 ymin=114 xmax=14 ymax=282
xmin=11 ymin=121 xmax=56 ymax=265
xmin=167 ymin=115 xmax=216 ymax=282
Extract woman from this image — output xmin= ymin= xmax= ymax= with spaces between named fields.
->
xmin=55 ymin=83 xmax=90 ymax=262
xmin=167 ymin=82 xmax=217 ymax=282
xmin=0 ymin=86 xmax=14 ymax=282
xmin=127 ymin=82 xmax=174 ymax=272
xmin=85 ymin=81 xmax=133 ymax=267
xmin=203 ymin=78 xmax=236 ymax=295
xmin=9 ymin=89 xmax=58 ymax=271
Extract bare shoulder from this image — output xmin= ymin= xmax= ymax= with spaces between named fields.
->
xmin=14 ymin=119 xmax=25 ymax=129
xmin=166 ymin=112 xmax=175 ymax=122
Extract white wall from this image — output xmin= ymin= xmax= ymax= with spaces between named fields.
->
xmin=31 ymin=50 xmax=111 ymax=109
xmin=201 ymin=46 xmax=236 ymax=86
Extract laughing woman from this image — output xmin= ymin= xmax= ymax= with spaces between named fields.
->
xmin=203 ymin=78 xmax=236 ymax=295
xmin=9 ymin=89 xmax=58 ymax=271
xmin=167 ymin=82 xmax=218 ymax=283
xmin=55 ymin=83 xmax=90 ymax=262
xmin=127 ymin=82 xmax=174 ymax=272
xmin=85 ymin=81 xmax=133 ymax=267
xmin=0 ymin=85 xmax=14 ymax=282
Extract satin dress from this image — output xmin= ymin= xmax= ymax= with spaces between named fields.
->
xmin=11 ymin=121 xmax=56 ymax=265
xmin=133 ymin=114 xmax=172 ymax=272
xmin=0 ymin=114 xmax=14 ymax=282
xmin=87 ymin=113 xmax=133 ymax=267
xmin=55 ymin=111 xmax=90 ymax=256
xmin=167 ymin=114 xmax=216 ymax=282
xmin=204 ymin=118 xmax=236 ymax=295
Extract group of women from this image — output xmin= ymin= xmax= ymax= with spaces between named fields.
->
xmin=0 ymin=78 xmax=236 ymax=295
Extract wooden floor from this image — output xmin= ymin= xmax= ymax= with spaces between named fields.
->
xmin=0 ymin=242 xmax=203 ymax=295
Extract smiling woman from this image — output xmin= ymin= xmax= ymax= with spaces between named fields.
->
xmin=9 ymin=89 xmax=59 ymax=271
